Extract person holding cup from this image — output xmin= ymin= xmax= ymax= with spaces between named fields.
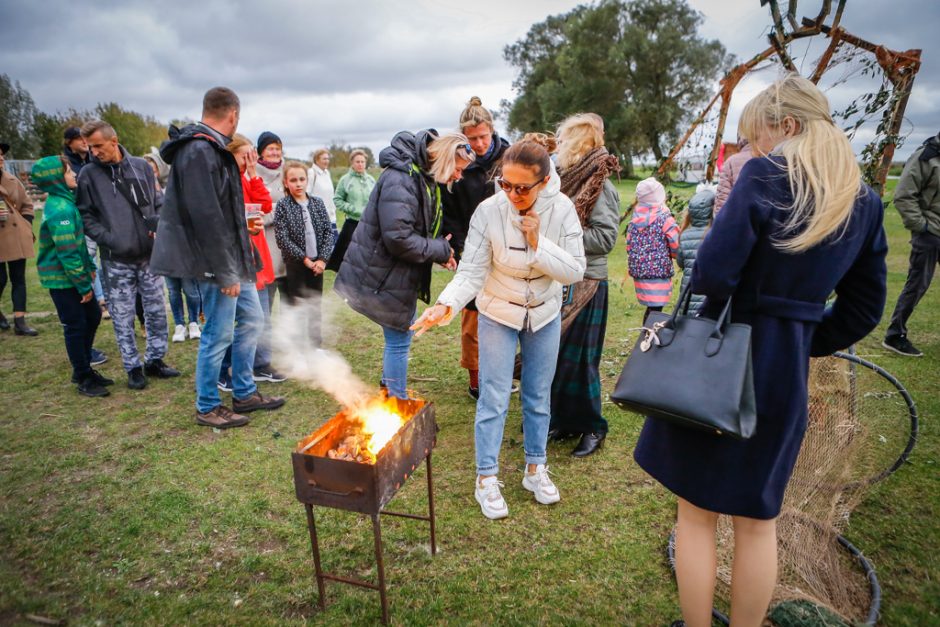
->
xmin=218 ymin=134 xmax=286 ymax=388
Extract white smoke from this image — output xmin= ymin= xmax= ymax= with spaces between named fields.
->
xmin=269 ymin=292 xmax=372 ymax=410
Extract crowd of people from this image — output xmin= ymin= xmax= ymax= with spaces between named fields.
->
xmin=3 ymin=73 xmax=937 ymax=625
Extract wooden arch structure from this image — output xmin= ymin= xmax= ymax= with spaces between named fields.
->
xmin=657 ymin=0 xmax=922 ymax=195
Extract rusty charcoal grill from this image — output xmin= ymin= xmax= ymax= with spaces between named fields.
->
xmin=292 ymin=396 xmax=438 ymax=624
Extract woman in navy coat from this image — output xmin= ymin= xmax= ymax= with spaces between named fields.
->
xmin=633 ymin=75 xmax=888 ymax=627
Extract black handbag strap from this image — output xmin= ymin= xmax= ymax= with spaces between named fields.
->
xmin=657 ymin=281 xmax=734 ymax=356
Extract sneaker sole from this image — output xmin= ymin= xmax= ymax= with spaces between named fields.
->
xmin=233 ymin=399 xmax=286 ymax=413
xmin=195 ymin=416 xmax=250 ymax=429
xmin=522 ymin=479 xmax=561 ymax=505
xmin=881 ymin=340 xmax=923 ymax=357
xmin=253 ymin=374 xmax=287 ymax=383
xmin=78 ymin=388 xmax=110 ymax=398
xmin=474 ymin=491 xmax=508 ymax=520
xmin=217 ymin=385 xmax=233 ymax=392
xmin=172 ymin=337 xmax=185 ymax=343
xmin=90 ymin=357 xmax=107 ymax=366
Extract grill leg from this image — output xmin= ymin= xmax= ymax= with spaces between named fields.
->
xmin=305 ymin=504 xmax=327 ymax=610
xmin=372 ymin=513 xmax=389 ymax=625
xmin=426 ymin=451 xmax=437 ymax=555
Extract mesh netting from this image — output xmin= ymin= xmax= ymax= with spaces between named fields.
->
xmin=709 ymin=353 xmax=915 ymax=623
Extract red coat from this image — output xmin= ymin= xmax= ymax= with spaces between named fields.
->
xmin=243 ymin=173 xmax=275 ymax=289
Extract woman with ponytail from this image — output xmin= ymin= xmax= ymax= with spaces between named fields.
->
xmin=412 ymin=134 xmax=586 ymax=520
xmin=633 ymin=74 xmax=888 ymax=626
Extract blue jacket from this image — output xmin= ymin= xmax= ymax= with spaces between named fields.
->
xmin=676 ymin=190 xmax=714 ymax=314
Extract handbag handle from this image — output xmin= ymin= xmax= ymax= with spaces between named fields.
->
xmin=656 ymin=281 xmax=734 ymax=357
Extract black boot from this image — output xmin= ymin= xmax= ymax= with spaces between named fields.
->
xmin=13 ymin=316 xmax=38 ymax=336
xmin=571 ymin=432 xmax=606 ymax=457
xmin=0 ymin=311 xmax=9 ymax=331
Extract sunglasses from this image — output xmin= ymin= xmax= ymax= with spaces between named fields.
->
xmin=496 ymin=177 xmax=543 ymax=197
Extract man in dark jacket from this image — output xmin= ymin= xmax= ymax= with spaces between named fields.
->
xmin=77 ymin=120 xmax=177 ymax=390
xmin=150 ymin=86 xmax=284 ymax=429
xmin=883 ymin=131 xmax=940 ymax=357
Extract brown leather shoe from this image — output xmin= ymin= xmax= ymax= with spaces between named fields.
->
xmin=195 ymin=405 xmax=250 ymax=429
xmin=233 ymin=391 xmax=286 ymax=413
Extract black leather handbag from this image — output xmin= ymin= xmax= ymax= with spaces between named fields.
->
xmin=611 ymin=283 xmax=757 ymax=440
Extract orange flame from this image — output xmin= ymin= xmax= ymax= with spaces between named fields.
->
xmin=352 ymin=396 xmax=408 ymax=461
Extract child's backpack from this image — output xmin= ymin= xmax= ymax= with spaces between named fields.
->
xmin=628 ymin=208 xmax=675 ymax=280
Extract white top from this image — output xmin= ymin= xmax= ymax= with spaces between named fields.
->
xmin=435 ymin=162 xmax=586 ymax=332
xmin=307 ymin=165 xmax=337 ymax=223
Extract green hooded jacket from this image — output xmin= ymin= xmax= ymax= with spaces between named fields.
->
xmin=32 ymin=156 xmax=95 ymax=293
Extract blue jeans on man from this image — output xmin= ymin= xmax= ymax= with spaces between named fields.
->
xmin=196 ymin=281 xmax=263 ymax=413
xmin=475 ymin=313 xmax=560 ymax=476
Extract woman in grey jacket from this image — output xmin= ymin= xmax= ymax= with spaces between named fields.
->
xmin=412 ymin=135 xmax=586 ymax=520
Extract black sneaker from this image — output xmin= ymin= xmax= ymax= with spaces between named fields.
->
xmin=90 ymin=348 xmax=107 ymax=366
xmin=217 ymin=371 xmax=233 ymax=392
xmin=72 ymin=368 xmax=115 ymax=386
xmin=145 ymin=358 xmax=181 ymax=378
xmin=253 ymin=367 xmax=287 ymax=383
xmin=233 ymin=391 xmax=286 ymax=413
xmin=882 ymin=336 xmax=923 ymax=357
xmin=128 ymin=366 xmax=148 ymax=390
xmin=468 ymin=386 xmax=480 ymax=400
xmin=78 ymin=375 xmax=110 ymax=398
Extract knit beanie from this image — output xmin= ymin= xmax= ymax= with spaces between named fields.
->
xmin=257 ymin=131 xmax=282 ymax=155
xmin=636 ymin=177 xmax=666 ymax=206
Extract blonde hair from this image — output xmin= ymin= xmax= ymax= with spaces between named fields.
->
xmin=739 ymin=74 xmax=860 ymax=252
xmin=311 ymin=148 xmax=329 ymax=163
xmin=282 ymin=160 xmax=308 ymax=195
xmin=226 ymin=133 xmax=252 ymax=155
xmin=427 ymin=132 xmax=475 ymax=187
xmin=349 ymin=149 xmax=368 ymax=164
xmin=556 ymin=113 xmax=605 ymax=170
xmin=458 ymin=96 xmax=494 ymax=132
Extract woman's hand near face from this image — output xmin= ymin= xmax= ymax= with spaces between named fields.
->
xmin=519 ymin=209 xmax=541 ymax=250
xmin=246 ymin=147 xmax=259 ymax=178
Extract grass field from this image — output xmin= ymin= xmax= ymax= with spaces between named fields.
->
xmin=0 ymin=177 xmax=937 ymax=626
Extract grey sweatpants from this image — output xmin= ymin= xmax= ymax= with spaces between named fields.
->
xmin=886 ymin=230 xmax=939 ymax=340
xmin=102 ymin=259 xmax=168 ymax=371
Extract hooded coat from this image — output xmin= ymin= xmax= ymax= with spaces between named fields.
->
xmin=334 ymin=130 xmax=453 ymax=332
xmin=76 ymin=145 xmax=161 ymax=264
xmin=149 ymin=123 xmax=257 ymax=287
xmin=676 ymin=190 xmax=715 ymax=314
xmin=0 ymin=168 xmax=35 ymax=263
xmin=32 ymin=156 xmax=95 ymax=294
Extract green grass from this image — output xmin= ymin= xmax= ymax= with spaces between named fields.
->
xmin=1 ymin=179 xmax=937 ymax=625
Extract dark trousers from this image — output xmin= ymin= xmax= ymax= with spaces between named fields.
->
xmin=886 ymin=231 xmax=939 ymax=339
xmin=0 ymin=259 xmax=27 ymax=311
xmin=49 ymin=288 xmax=102 ymax=380
xmin=285 ymin=260 xmax=323 ymax=346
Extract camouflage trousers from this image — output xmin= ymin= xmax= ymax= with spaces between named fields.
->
xmin=102 ymin=259 xmax=168 ymax=371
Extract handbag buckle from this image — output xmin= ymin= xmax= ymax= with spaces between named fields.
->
xmin=640 ymin=321 xmax=667 ymax=352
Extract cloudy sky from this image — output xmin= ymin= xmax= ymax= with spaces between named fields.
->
xmin=2 ymin=0 xmax=937 ymax=162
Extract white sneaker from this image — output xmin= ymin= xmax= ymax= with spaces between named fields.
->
xmin=172 ymin=324 xmax=186 ymax=342
xmin=475 ymin=476 xmax=508 ymax=520
xmin=188 ymin=321 xmax=201 ymax=340
xmin=522 ymin=464 xmax=560 ymax=505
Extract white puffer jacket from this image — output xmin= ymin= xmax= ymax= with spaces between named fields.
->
xmin=435 ymin=164 xmax=586 ymax=332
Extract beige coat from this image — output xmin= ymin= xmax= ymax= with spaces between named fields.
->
xmin=0 ymin=170 xmax=36 ymax=262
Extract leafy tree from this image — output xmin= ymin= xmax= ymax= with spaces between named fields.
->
xmin=0 ymin=74 xmax=40 ymax=157
xmin=33 ymin=111 xmax=66 ymax=158
xmin=94 ymin=102 xmax=168 ymax=156
xmin=503 ymin=0 xmax=730 ymax=172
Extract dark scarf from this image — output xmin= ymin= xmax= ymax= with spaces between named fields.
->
xmin=258 ymin=158 xmax=282 ymax=170
xmin=558 ymin=147 xmax=621 ymax=226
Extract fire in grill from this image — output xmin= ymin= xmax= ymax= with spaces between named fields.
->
xmin=292 ymin=392 xmax=438 ymax=624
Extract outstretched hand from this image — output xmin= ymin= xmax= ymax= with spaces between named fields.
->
xmin=410 ymin=304 xmax=452 ymax=338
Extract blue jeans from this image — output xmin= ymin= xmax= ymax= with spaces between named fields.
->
xmin=475 ymin=313 xmax=561 ymax=476
xmin=195 ymin=281 xmax=263 ymax=413
xmin=166 ymin=276 xmax=201 ymax=326
xmin=220 ymin=286 xmax=271 ymax=377
xmin=381 ymin=312 xmax=415 ymax=400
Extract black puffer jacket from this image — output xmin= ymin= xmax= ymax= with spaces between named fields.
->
xmin=150 ymin=122 xmax=257 ymax=286
xmin=677 ymin=190 xmax=714 ymax=314
xmin=334 ymin=130 xmax=453 ymax=332
xmin=441 ymin=132 xmax=509 ymax=260
xmin=76 ymin=145 xmax=162 ymax=264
